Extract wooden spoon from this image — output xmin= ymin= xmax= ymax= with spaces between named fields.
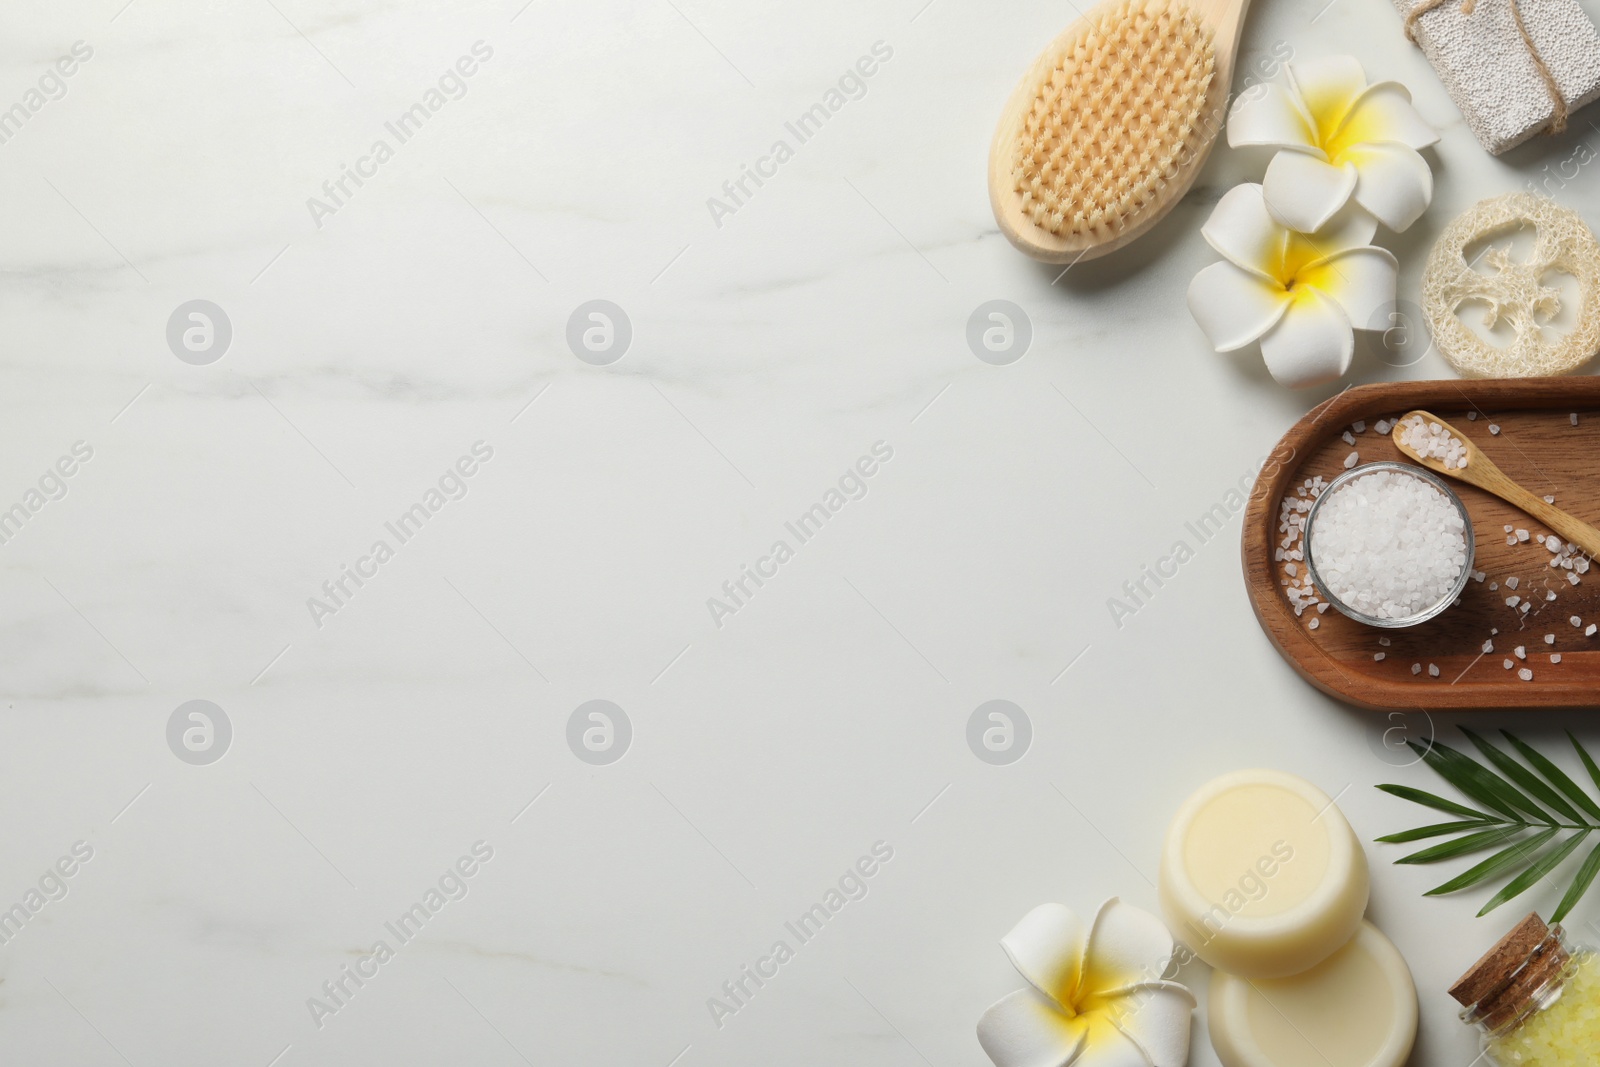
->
xmin=1391 ymin=410 xmax=1600 ymax=559
xmin=988 ymin=0 xmax=1253 ymax=262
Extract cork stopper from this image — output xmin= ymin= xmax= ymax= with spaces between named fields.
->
xmin=1450 ymin=913 xmax=1571 ymax=1032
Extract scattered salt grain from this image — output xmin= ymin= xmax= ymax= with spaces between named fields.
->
xmin=1507 ymin=535 xmax=1518 ymax=546
xmin=1375 ymin=419 xmax=1392 ymax=434
xmin=1490 ymin=424 xmax=1502 ymax=435
xmin=1309 ymin=468 xmax=1468 ymax=620
xmin=1504 ymin=658 xmax=1515 ymax=669
xmin=1545 ymin=495 xmax=1556 ymax=504
xmin=1589 ymin=624 xmax=1598 ymax=636
xmin=1308 ymin=617 xmax=1319 ymax=630
xmin=1546 ymin=634 xmax=1557 ymax=644
xmin=1344 ymin=452 xmax=1359 ymax=469
xmin=1473 ymin=570 xmax=1486 ymax=582
xmin=1549 ymin=591 xmax=1559 ymax=601
xmin=1504 ymin=524 xmax=1515 ymax=533
xmin=1375 ymin=652 xmax=1386 ymax=661
xmin=1379 ymin=637 xmax=1391 ymax=646
xmin=1575 ymin=616 xmax=1585 ymax=627
xmin=1429 ymin=664 xmax=1440 ymax=677
xmin=1515 ymin=645 xmax=1527 ymax=659
xmin=1507 ymin=577 xmax=1520 ymax=589
xmin=1412 ymin=663 xmax=1422 ymax=675
xmin=1468 ymin=411 xmax=1479 ymax=420
xmin=1519 ymin=668 xmax=1534 ymax=681
xmin=1552 ymin=654 xmax=1563 ymax=663
xmin=1573 ymin=413 xmax=1580 ymax=426
xmin=1353 ymin=421 xmax=1366 ymax=433
xmin=1342 ymin=431 xmax=1355 ymax=445
xmin=1484 ymin=640 xmax=1495 ymax=653
xmin=1517 ymin=529 xmax=1531 ymax=542
xmin=1548 ymin=535 xmax=1563 ymax=552
xmin=1490 ymin=582 xmax=1500 ymax=590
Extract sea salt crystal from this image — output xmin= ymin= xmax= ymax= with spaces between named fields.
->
xmin=1308 ymin=617 xmax=1319 ymax=630
xmin=1473 ymin=570 xmax=1486 ymax=582
xmin=1548 ymin=591 xmax=1558 ymax=601
xmin=1507 ymin=577 xmax=1520 ymax=589
xmin=1589 ymin=624 xmax=1598 ymax=636
xmin=1548 ymin=536 xmax=1563 ymax=552
xmin=1490 ymin=424 xmax=1501 ymax=435
xmin=1547 ymin=634 xmax=1557 ymax=644
xmin=1545 ymin=495 xmax=1556 ymax=504
xmin=1353 ymin=421 xmax=1366 ymax=433
xmin=1491 ymin=582 xmax=1500 ymax=590
xmin=1379 ymin=637 xmax=1391 ymax=646
xmin=1507 ymin=535 xmax=1518 ymax=546
xmin=1375 ymin=419 xmax=1392 ymax=434
xmin=1570 ymin=573 xmax=1581 ymax=586
xmin=1484 ymin=640 xmax=1495 ymax=653
xmin=1468 ymin=411 xmax=1479 ymax=420
xmin=1505 ymin=658 xmax=1515 ymax=669
xmin=1309 ymin=468 xmax=1468 ymax=621
xmin=1504 ymin=525 xmax=1515 ymax=533
xmin=1429 ymin=664 xmax=1440 ymax=677
xmin=1573 ymin=413 xmax=1580 ymax=426
xmin=1375 ymin=652 xmax=1386 ymax=661
xmin=1342 ymin=431 xmax=1355 ymax=445
xmin=1519 ymin=668 xmax=1534 ymax=681
xmin=1507 ymin=596 xmax=1521 ymax=607
xmin=1412 ymin=663 xmax=1422 ymax=675
xmin=1553 ymin=654 xmax=1563 ymax=663
xmin=1515 ymin=646 xmax=1527 ymax=659
xmin=1522 ymin=603 xmax=1531 ymax=614
xmin=1575 ymin=616 xmax=1585 ymax=627
xmin=1344 ymin=452 xmax=1358 ymax=469
xmin=1517 ymin=529 xmax=1531 ymax=542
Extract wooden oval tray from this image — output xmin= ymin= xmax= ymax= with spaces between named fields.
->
xmin=1244 ymin=379 xmax=1600 ymax=711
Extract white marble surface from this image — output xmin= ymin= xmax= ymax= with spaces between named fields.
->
xmin=3 ymin=1 xmax=1600 ymax=1065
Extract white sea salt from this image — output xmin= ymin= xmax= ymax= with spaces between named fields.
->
xmin=1553 ymin=654 xmax=1563 ymax=663
xmin=1519 ymin=668 xmax=1534 ymax=681
xmin=1517 ymin=529 xmax=1531 ymax=542
xmin=1397 ymin=415 xmax=1469 ymax=469
xmin=1589 ymin=624 xmax=1598 ymax=636
xmin=1507 ymin=577 xmax=1520 ymax=589
xmin=1412 ymin=663 xmax=1422 ymax=674
xmin=1344 ymin=452 xmax=1359 ymax=469
xmin=1353 ymin=421 xmax=1366 ymax=433
xmin=1515 ymin=645 xmax=1527 ymax=659
xmin=1546 ymin=634 xmax=1557 ymax=644
xmin=1308 ymin=617 xmax=1319 ymax=630
xmin=1484 ymin=640 xmax=1495 ymax=653
xmin=1573 ymin=413 xmax=1580 ymax=426
xmin=1468 ymin=411 xmax=1479 ymax=421
xmin=1309 ymin=469 xmax=1468 ymax=621
xmin=1490 ymin=424 xmax=1502 ymax=435
xmin=1429 ymin=663 xmax=1440 ymax=677
xmin=1505 ymin=658 xmax=1515 ymax=669
xmin=1375 ymin=652 xmax=1386 ymax=661
xmin=1507 ymin=596 xmax=1521 ymax=607
xmin=1574 ymin=616 xmax=1584 ymax=627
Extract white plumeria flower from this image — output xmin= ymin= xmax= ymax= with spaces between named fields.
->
xmin=1188 ymin=184 xmax=1398 ymax=390
xmin=1228 ymin=55 xmax=1438 ymax=233
xmin=977 ymin=899 xmax=1195 ymax=1067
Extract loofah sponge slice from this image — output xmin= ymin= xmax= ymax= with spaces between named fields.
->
xmin=1010 ymin=0 xmax=1216 ymax=242
xmin=1422 ymin=193 xmax=1600 ymax=377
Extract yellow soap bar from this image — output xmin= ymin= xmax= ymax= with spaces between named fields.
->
xmin=1160 ymin=769 xmax=1368 ymax=978
xmin=1209 ymin=921 xmax=1417 ymax=1067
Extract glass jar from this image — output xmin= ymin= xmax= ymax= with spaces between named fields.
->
xmin=1451 ymin=913 xmax=1600 ymax=1065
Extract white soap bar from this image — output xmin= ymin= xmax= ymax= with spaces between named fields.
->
xmin=1159 ymin=769 xmax=1368 ymax=979
xmin=1209 ymin=921 xmax=1418 ymax=1067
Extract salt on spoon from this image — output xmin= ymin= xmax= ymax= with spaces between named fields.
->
xmin=1391 ymin=410 xmax=1600 ymax=560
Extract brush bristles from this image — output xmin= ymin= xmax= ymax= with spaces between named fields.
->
xmin=1012 ymin=0 xmax=1215 ymax=240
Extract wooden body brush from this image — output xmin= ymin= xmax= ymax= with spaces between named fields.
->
xmin=989 ymin=0 xmax=1254 ymax=262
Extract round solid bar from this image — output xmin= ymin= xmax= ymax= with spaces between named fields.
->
xmin=1208 ymin=921 xmax=1418 ymax=1067
xmin=1159 ymin=769 xmax=1369 ymax=978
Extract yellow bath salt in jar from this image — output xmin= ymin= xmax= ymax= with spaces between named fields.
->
xmin=1450 ymin=913 xmax=1600 ymax=1065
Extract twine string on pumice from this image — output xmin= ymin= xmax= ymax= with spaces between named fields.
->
xmin=1404 ymin=0 xmax=1568 ymax=134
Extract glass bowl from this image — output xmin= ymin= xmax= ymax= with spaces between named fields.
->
xmin=1302 ymin=461 xmax=1476 ymax=629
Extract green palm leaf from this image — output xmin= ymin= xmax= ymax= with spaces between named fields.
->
xmin=1462 ymin=729 xmax=1582 ymax=823
xmin=1374 ymin=819 xmax=1495 ymax=844
xmin=1504 ymin=732 xmax=1600 ymax=822
xmin=1375 ymin=784 xmax=1493 ymax=822
xmin=1478 ymin=830 xmax=1591 ymax=917
xmin=1410 ymin=740 xmax=1548 ymax=823
xmin=1425 ymin=827 xmax=1560 ymax=896
xmin=1570 ymin=731 xmax=1600 ymax=796
xmin=1553 ymin=838 xmax=1600 ymax=923
xmin=1396 ymin=825 xmax=1529 ymax=865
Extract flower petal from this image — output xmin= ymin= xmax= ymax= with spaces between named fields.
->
xmin=1259 ymin=289 xmax=1354 ymax=389
xmin=977 ymin=987 xmax=1088 ymax=1067
xmin=1201 ymin=184 xmax=1285 ymax=279
xmin=1188 ymin=261 xmax=1291 ymax=351
xmin=1344 ymin=141 xmax=1433 ymax=231
xmin=1227 ymin=81 xmax=1315 ymax=150
xmin=1001 ymin=903 xmax=1088 ymax=1009
xmin=1332 ymin=81 xmax=1439 ymax=152
xmin=1102 ymin=982 xmax=1198 ymax=1067
xmin=1080 ymin=899 xmax=1176 ymax=998
xmin=1262 ymin=151 xmax=1358 ymax=233
xmin=1287 ymin=56 xmax=1370 ymax=142
xmin=1300 ymin=246 xmax=1399 ymax=333
xmin=1072 ymin=1017 xmax=1155 ymax=1067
